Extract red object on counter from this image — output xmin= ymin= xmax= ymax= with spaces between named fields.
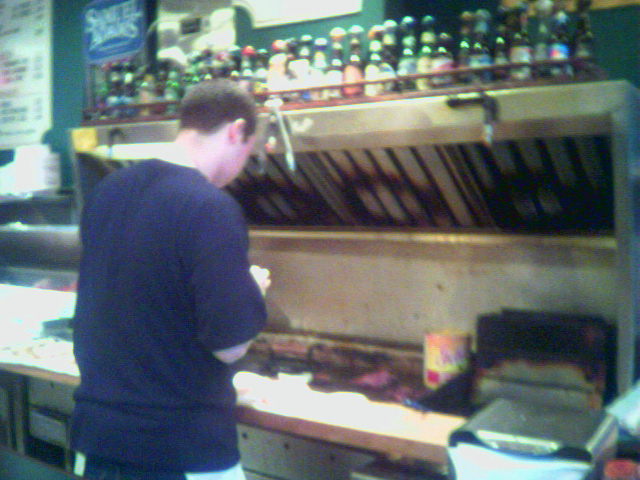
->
xmin=351 ymin=368 xmax=394 ymax=389
xmin=604 ymin=459 xmax=639 ymax=480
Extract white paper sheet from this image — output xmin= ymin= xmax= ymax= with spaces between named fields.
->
xmin=0 ymin=284 xmax=76 ymax=347
xmin=448 ymin=443 xmax=590 ymax=480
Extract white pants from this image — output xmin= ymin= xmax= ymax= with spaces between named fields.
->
xmin=74 ymin=452 xmax=247 ymax=480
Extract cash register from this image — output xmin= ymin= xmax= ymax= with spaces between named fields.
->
xmin=448 ymin=398 xmax=618 ymax=480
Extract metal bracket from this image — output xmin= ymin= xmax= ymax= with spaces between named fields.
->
xmin=265 ymin=96 xmax=296 ymax=171
xmin=446 ymin=92 xmax=500 ymax=146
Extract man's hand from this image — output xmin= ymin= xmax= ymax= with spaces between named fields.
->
xmin=250 ymin=265 xmax=271 ymax=297
xmin=213 ymin=341 xmax=252 ymax=364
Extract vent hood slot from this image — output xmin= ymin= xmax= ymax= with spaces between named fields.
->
xmin=231 ymin=134 xmax=613 ymax=232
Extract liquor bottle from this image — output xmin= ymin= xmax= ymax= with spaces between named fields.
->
xmin=343 ymin=25 xmax=365 ymax=97
xmin=459 ymin=10 xmax=475 ymax=47
xmin=106 ymin=62 xmax=124 ymax=117
xmin=196 ymin=52 xmax=210 ymax=82
xmin=369 ymin=24 xmax=385 ymax=43
xmin=533 ymin=0 xmax=554 ymax=62
xmin=420 ymin=15 xmax=437 ymax=50
xmin=285 ymin=37 xmax=299 ymax=64
xmin=284 ymin=37 xmax=300 ymax=97
xmin=121 ymin=62 xmax=137 ymax=117
xmin=509 ymin=31 xmax=533 ymax=80
xmin=381 ymin=19 xmax=398 ymax=69
xmin=93 ymin=64 xmax=109 ymax=112
xmin=369 ymin=38 xmax=383 ymax=57
xmin=267 ymin=39 xmax=289 ymax=92
xmin=379 ymin=54 xmax=397 ymax=93
xmin=508 ymin=3 xmax=532 ymax=80
xmin=431 ymin=33 xmax=455 ymax=87
xmin=210 ymin=51 xmax=225 ymax=79
xmin=364 ymin=52 xmax=383 ymax=97
xmin=505 ymin=2 xmax=529 ymax=45
xmin=219 ymin=47 xmax=239 ymax=80
xmin=154 ymin=61 xmax=168 ymax=109
xmin=239 ymin=46 xmax=256 ymax=92
xmin=343 ymin=53 xmax=364 ymax=97
xmin=474 ymin=9 xmax=492 ymax=42
xmin=573 ymin=0 xmax=595 ymax=60
xmin=285 ymin=36 xmax=308 ymax=99
xmin=201 ymin=49 xmax=214 ymax=72
xmin=469 ymin=9 xmax=493 ymax=83
xmin=492 ymin=6 xmax=510 ymax=81
xmin=299 ymin=34 xmax=314 ymax=60
xmin=369 ymin=34 xmax=394 ymax=93
xmin=399 ymin=16 xmax=417 ymax=53
xmin=326 ymin=37 xmax=344 ymax=99
xmin=396 ymin=47 xmax=417 ymax=91
xmin=416 ymin=44 xmax=432 ymax=91
xmin=161 ymin=66 xmax=181 ymax=114
xmin=200 ymin=53 xmax=213 ymax=82
xmin=199 ymin=52 xmax=212 ymax=82
xmin=165 ymin=67 xmax=182 ymax=102
xmin=329 ymin=26 xmax=347 ymax=59
xmin=457 ymin=11 xmax=474 ymax=83
xmin=469 ymin=41 xmax=492 ymax=84
xmin=300 ymin=35 xmax=316 ymax=99
xmin=310 ymin=38 xmax=329 ymax=100
xmin=183 ymin=52 xmax=199 ymax=86
xmin=348 ymin=25 xmax=365 ymax=57
xmin=229 ymin=45 xmax=242 ymax=81
xmin=548 ymin=11 xmax=571 ymax=76
xmin=137 ymin=72 xmax=155 ymax=116
xmin=220 ymin=47 xmax=238 ymax=78
xmin=122 ymin=62 xmax=136 ymax=94
xmin=253 ymin=48 xmax=269 ymax=94
xmin=493 ymin=35 xmax=510 ymax=81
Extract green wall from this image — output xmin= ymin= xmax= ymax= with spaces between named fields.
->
xmin=591 ymin=6 xmax=640 ymax=86
xmin=44 ymin=0 xmax=93 ymax=188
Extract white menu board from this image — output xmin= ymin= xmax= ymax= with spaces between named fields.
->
xmin=0 ymin=0 xmax=52 ymax=148
xmin=233 ymin=0 xmax=363 ymax=28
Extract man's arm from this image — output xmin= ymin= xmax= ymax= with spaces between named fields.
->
xmin=212 ymin=266 xmax=270 ymax=364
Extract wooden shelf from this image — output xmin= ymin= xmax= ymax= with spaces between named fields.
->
xmin=502 ymin=0 xmax=640 ymax=9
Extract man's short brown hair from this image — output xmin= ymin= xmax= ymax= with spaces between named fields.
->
xmin=178 ymin=79 xmax=257 ymax=139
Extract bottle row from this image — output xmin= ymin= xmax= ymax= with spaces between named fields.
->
xmin=85 ymin=0 xmax=596 ymax=120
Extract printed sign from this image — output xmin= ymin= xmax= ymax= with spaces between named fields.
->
xmin=0 ymin=0 xmax=52 ymax=148
xmin=83 ymin=0 xmax=146 ymax=64
xmin=232 ymin=0 xmax=363 ymax=28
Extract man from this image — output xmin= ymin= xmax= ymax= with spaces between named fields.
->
xmin=71 ymin=79 xmax=269 ymax=480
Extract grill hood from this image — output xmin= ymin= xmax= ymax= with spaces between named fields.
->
xmin=73 ymin=80 xmax=637 ymax=234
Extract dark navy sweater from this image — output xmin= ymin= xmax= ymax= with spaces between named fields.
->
xmin=70 ymin=160 xmax=267 ymax=472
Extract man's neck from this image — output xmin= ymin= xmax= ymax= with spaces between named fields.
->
xmin=157 ymin=139 xmax=196 ymax=169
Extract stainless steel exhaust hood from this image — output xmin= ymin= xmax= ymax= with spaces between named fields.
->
xmin=72 ymin=80 xmax=630 ymax=234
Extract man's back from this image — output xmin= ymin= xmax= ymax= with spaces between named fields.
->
xmin=71 ymin=160 xmax=267 ymax=472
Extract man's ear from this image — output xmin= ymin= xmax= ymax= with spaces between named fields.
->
xmin=228 ymin=118 xmax=247 ymax=143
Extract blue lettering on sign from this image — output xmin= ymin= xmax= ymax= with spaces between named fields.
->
xmin=83 ymin=0 xmax=146 ymax=64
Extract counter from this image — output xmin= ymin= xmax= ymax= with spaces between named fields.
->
xmin=0 ymin=336 xmax=464 ymax=466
